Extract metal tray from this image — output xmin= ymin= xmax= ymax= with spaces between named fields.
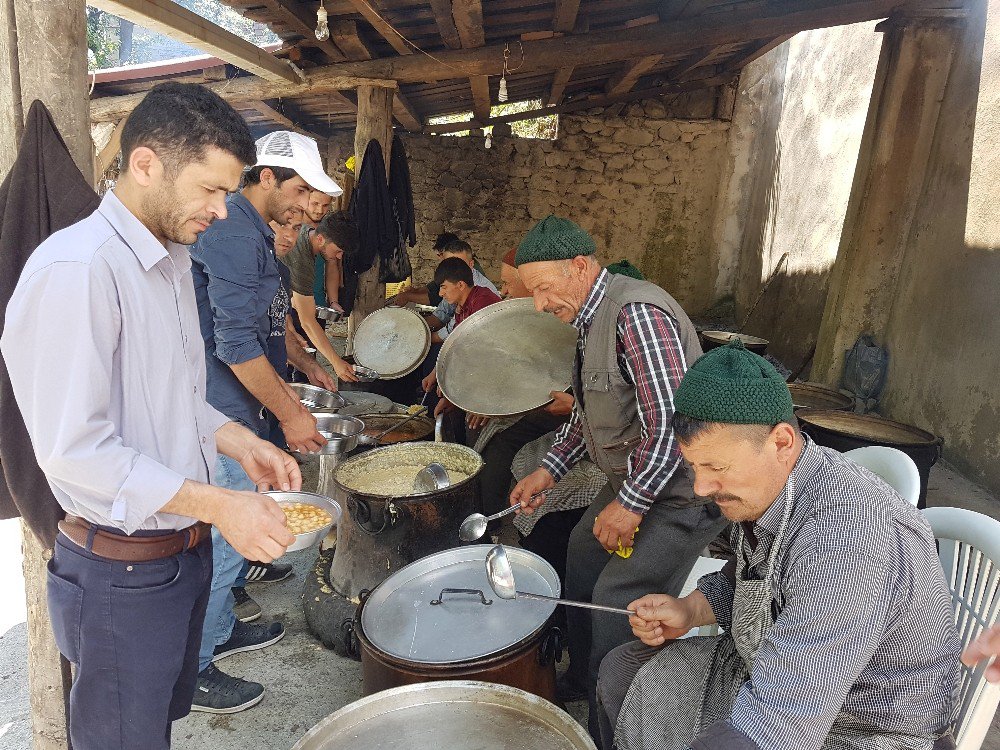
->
xmin=436 ymin=298 xmax=577 ymax=417
xmin=353 ymin=307 xmax=431 ymax=379
xmin=265 ymin=491 xmax=341 ymax=553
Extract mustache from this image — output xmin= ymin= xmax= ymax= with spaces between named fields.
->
xmin=710 ymin=493 xmax=743 ymax=504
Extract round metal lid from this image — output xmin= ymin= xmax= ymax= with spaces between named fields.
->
xmin=352 ymin=307 xmax=431 ymax=379
xmin=332 ymin=390 xmax=393 ymax=416
xmin=436 ymin=298 xmax=577 ymax=417
xmin=292 ymin=681 xmax=596 ymax=750
xmin=361 ymin=545 xmax=559 ymax=664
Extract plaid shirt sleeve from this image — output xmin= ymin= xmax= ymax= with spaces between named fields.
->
xmin=541 ymin=405 xmax=587 ymax=481
xmin=615 ymin=303 xmax=688 ymax=514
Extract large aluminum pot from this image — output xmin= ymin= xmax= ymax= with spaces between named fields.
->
xmin=354 ymin=545 xmax=561 ymax=702
xmin=293 ymin=681 xmax=596 ymax=750
xmin=699 ymin=330 xmax=768 ymax=354
xmin=787 ymin=382 xmax=853 ymax=412
xmin=327 ymin=442 xmax=483 ymax=600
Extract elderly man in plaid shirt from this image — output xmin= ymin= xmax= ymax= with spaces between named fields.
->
xmin=511 ymin=216 xmax=727 ymax=741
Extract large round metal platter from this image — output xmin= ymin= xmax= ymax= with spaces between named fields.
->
xmin=436 ymin=298 xmax=577 ymax=417
xmin=292 ymin=681 xmax=596 ymax=750
xmin=352 ymin=307 xmax=431 ymax=379
xmin=360 ymin=545 xmax=558 ymax=665
xmin=331 ymin=391 xmax=393 ymax=416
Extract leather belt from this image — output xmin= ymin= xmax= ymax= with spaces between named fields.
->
xmin=57 ymin=515 xmax=210 ymax=562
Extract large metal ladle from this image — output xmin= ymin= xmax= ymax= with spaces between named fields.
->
xmin=485 ymin=545 xmax=635 ymax=616
xmin=458 ymin=492 xmax=546 ymax=542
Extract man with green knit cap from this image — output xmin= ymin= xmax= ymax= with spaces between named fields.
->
xmin=595 ymin=339 xmax=961 ymax=750
xmin=509 ymin=215 xmax=726 ymax=738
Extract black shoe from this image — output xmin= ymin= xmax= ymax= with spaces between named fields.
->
xmin=190 ymin=664 xmax=264 ymax=714
xmin=232 ymin=586 xmax=261 ymax=623
xmin=556 ymin=673 xmax=587 ymax=702
xmin=243 ymin=561 xmax=293 ymax=585
xmin=213 ymin=620 xmax=285 ymax=662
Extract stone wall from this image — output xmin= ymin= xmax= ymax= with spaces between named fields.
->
xmin=345 ymin=89 xmax=733 ymax=314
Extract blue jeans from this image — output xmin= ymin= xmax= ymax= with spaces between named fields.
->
xmin=198 ymin=454 xmax=256 ymax=671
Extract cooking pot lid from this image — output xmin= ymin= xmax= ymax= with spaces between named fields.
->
xmin=436 ymin=298 xmax=577 ymax=417
xmin=292 ymin=681 xmax=597 ymax=750
xmin=798 ymin=409 xmax=939 ymax=446
xmin=353 ymin=307 xmax=431 ymax=379
xmin=361 ymin=545 xmax=559 ymax=664
xmin=701 ymin=330 xmax=768 ymax=346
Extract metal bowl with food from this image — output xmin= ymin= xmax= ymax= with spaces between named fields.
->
xmin=292 ymin=414 xmax=365 ymax=459
xmin=264 ymin=490 xmax=342 ymax=553
xmin=315 ymin=306 xmax=344 ymax=323
xmin=289 ymin=383 xmax=346 ymax=411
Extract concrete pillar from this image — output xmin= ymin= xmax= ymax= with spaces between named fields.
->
xmin=347 ymin=85 xmax=393 ymax=349
xmin=812 ymin=13 xmax=964 ymax=383
xmin=0 ymin=2 xmax=90 ymax=748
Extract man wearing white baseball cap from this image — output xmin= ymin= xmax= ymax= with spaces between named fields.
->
xmin=189 ymin=131 xmax=355 ymax=713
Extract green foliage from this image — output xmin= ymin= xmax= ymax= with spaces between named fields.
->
xmin=427 ymin=99 xmax=558 ymax=140
xmin=86 ymin=8 xmax=120 ymax=71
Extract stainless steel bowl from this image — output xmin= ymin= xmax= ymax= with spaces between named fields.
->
xmin=289 ymin=383 xmax=346 ymax=411
xmin=352 ymin=364 xmax=380 ymax=381
xmin=264 ymin=491 xmax=342 ymax=553
xmin=292 ymin=414 xmax=365 ymax=459
xmin=316 ymin=306 xmax=344 ymax=323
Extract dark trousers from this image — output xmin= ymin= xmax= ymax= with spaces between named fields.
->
xmin=521 ymin=505 xmax=588 ymax=631
xmin=47 ymin=531 xmax=213 ymax=750
xmin=479 ymin=410 xmax=567 ymax=516
xmin=563 ymin=472 xmax=727 ymax=742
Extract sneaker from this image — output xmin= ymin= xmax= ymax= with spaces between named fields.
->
xmin=243 ymin=561 xmax=293 ymax=585
xmin=232 ymin=587 xmax=261 ymax=623
xmin=556 ymin=673 xmax=587 ymax=702
xmin=213 ymin=620 xmax=285 ymax=662
xmin=190 ymin=664 xmax=264 ymax=714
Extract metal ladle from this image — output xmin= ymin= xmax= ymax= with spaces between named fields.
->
xmin=357 ymin=407 xmax=428 ymax=446
xmin=414 ymin=462 xmax=450 ymax=493
xmin=458 ymin=491 xmax=547 ymax=542
xmin=485 ymin=545 xmax=635 ymax=616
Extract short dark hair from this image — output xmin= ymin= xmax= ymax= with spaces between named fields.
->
xmin=671 ymin=413 xmax=800 ymax=445
xmin=433 ymin=232 xmax=460 ymax=250
xmin=315 ymin=211 xmax=360 ymax=255
xmin=120 ymin=82 xmax=256 ymax=174
xmin=242 ymin=165 xmax=298 ymax=187
xmin=442 ymin=239 xmax=473 ymax=255
xmin=434 ymin=257 xmax=473 ymax=287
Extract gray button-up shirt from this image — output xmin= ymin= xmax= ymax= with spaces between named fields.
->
xmin=1 ymin=192 xmax=230 ymax=533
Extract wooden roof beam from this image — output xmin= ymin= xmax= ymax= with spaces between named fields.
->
xmin=88 ymin=0 xmax=299 ymax=83
xmin=249 ymin=100 xmax=329 ymax=142
xmin=453 ymin=0 xmax=486 ymax=48
xmin=548 ymin=66 xmax=574 ymax=106
xmin=721 ymin=34 xmax=796 ymax=73
xmin=340 ymin=0 xmax=413 ymax=55
xmin=392 ymin=94 xmax=424 ymax=131
xmin=429 ymin=0 xmax=463 ymax=49
xmin=469 ymin=75 xmax=491 ymax=123
xmin=553 ymin=0 xmax=582 ymax=33
xmin=330 ymin=19 xmax=378 ymax=60
xmin=605 ymin=54 xmax=663 ymax=95
xmin=668 ymin=46 xmax=718 ymax=79
xmin=260 ymin=0 xmax=345 ymax=61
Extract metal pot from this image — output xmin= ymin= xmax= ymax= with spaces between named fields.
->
xmin=289 ymin=383 xmax=346 ymax=411
xmin=699 ymin=330 xmax=768 ymax=354
xmin=326 ymin=442 xmax=484 ymax=601
xmin=291 ymin=414 xmax=365 ymax=459
xmin=788 ymin=382 xmax=854 ymax=412
xmin=354 ymin=545 xmax=561 ymax=702
xmin=355 ymin=412 xmax=435 ymax=445
xmin=798 ymin=409 xmax=943 ymax=508
xmin=292 ymin=681 xmax=596 ymax=750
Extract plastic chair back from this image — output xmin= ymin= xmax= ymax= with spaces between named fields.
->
xmin=924 ymin=506 xmax=1000 ymax=750
xmin=844 ymin=446 xmax=921 ymax=506
xmin=677 ymin=556 xmax=727 ymax=638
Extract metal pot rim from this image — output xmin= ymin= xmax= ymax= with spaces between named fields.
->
xmin=331 ymin=442 xmax=484 ymax=500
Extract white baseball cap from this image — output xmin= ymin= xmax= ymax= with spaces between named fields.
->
xmin=254 ymin=131 xmax=343 ymax=197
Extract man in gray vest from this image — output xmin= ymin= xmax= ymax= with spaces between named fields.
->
xmin=510 ymin=215 xmax=726 ymax=740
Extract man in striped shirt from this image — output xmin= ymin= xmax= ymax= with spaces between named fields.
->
xmin=599 ymin=340 xmax=961 ymax=750
xmin=510 ymin=215 xmax=727 ymax=740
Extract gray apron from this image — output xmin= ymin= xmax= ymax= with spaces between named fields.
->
xmin=615 ymin=473 xmax=939 ymax=750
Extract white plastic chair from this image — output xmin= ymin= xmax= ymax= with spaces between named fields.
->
xmin=678 ymin=556 xmax=727 ymax=638
xmin=923 ymin=507 xmax=1000 ymax=750
xmin=844 ymin=446 xmax=921 ymax=506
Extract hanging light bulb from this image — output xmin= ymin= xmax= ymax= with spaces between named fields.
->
xmin=315 ymin=4 xmax=330 ymax=41
xmin=498 ymin=76 xmax=508 ymax=103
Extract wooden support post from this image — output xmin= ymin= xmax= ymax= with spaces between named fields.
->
xmin=812 ymin=15 xmax=963 ymax=383
xmin=0 ymin=0 xmax=90 ymax=747
xmin=348 ymin=85 xmax=393 ymax=350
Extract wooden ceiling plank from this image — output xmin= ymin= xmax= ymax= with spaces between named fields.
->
xmin=88 ymin=0 xmax=298 ymax=83
xmin=721 ymin=33 xmax=795 ymax=72
xmin=250 ymin=99 xmax=329 ymax=141
xmin=605 ymin=53 xmax=663 ymax=95
xmin=392 ymin=92 xmax=424 ymax=130
xmin=340 ymin=0 xmax=413 ymax=55
xmin=330 ymin=18 xmax=376 ymax=59
xmin=553 ymin=0 xmax=582 ymax=33
xmin=260 ymin=0 xmax=346 ymax=60
xmin=452 ymin=0 xmax=486 ymax=48
xmin=668 ymin=45 xmax=718 ymax=78
xmin=428 ymin=0 xmax=463 ymax=49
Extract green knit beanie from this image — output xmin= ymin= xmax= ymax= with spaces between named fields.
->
xmin=675 ymin=339 xmax=795 ymax=425
xmin=516 ymin=215 xmax=596 ymax=265
xmin=606 ymin=259 xmax=645 ymax=280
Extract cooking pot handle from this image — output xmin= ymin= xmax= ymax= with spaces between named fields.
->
xmin=538 ymin=627 xmax=563 ymax=667
xmin=351 ymin=498 xmax=401 ymax=536
xmin=340 ymin=618 xmax=359 ymax=659
xmin=430 ymin=588 xmax=493 ymax=606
